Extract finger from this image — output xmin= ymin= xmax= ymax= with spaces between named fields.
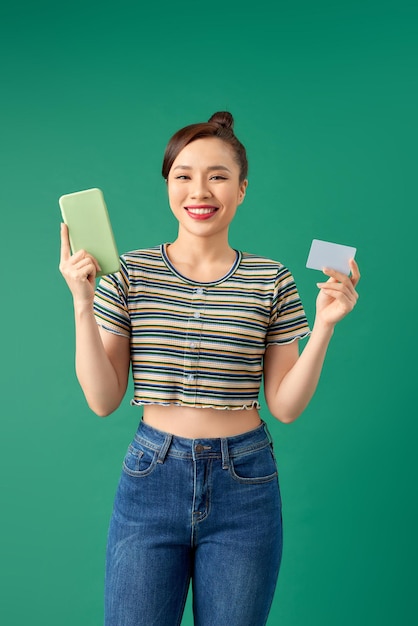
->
xmin=72 ymin=250 xmax=101 ymax=272
xmin=74 ymin=257 xmax=94 ymax=270
xmin=323 ymin=268 xmax=359 ymax=298
xmin=60 ymin=223 xmax=71 ymax=263
xmin=318 ymin=277 xmax=357 ymax=293
xmin=318 ymin=280 xmax=359 ymax=301
xmin=349 ymin=258 xmax=361 ymax=287
xmin=71 ymin=248 xmax=87 ymax=263
xmin=81 ymin=255 xmax=101 ymax=278
xmin=319 ymin=282 xmax=358 ymax=305
xmin=323 ymin=267 xmax=352 ymax=284
xmin=92 ymin=256 xmax=101 ymax=273
xmin=317 ymin=279 xmax=350 ymax=292
xmin=319 ymin=285 xmax=357 ymax=301
xmin=68 ymin=248 xmax=100 ymax=270
xmin=73 ymin=257 xmax=98 ymax=277
xmin=82 ymin=255 xmax=101 ymax=274
xmin=321 ymin=274 xmax=338 ymax=284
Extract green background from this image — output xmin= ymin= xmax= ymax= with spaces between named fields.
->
xmin=1 ymin=0 xmax=417 ymax=624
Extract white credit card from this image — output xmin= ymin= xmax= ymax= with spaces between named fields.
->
xmin=306 ymin=239 xmax=357 ymax=275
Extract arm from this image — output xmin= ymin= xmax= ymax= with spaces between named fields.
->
xmin=59 ymin=223 xmax=130 ymax=416
xmin=264 ymin=259 xmax=360 ymax=424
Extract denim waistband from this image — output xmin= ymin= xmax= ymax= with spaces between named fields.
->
xmin=133 ymin=419 xmax=274 ymax=467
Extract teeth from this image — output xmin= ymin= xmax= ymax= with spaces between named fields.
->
xmin=187 ymin=207 xmax=216 ymax=214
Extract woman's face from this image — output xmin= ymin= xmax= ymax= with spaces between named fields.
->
xmin=167 ymin=137 xmax=247 ymax=240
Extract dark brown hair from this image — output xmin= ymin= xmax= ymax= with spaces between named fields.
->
xmin=162 ymin=111 xmax=248 ymax=182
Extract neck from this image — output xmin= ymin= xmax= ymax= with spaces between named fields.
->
xmin=169 ymin=230 xmax=234 ymax=264
xmin=165 ymin=230 xmax=238 ymax=283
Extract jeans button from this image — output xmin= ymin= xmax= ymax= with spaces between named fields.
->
xmin=195 ymin=444 xmax=204 ymax=452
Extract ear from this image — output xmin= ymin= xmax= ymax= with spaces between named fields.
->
xmin=238 ymin=179 xmax=248 ymax=205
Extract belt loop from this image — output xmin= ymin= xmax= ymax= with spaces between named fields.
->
xmin=221 ymin=438 xmax=230 ymax=470
xmin=157 ymin=434 xmax=173 ymax=464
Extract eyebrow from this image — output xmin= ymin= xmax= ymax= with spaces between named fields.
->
xmin=172 ymin=164 xmax=232 ymax=173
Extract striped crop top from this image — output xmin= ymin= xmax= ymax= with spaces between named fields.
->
xmin=93 ymin=244 xmax=311 ymax=410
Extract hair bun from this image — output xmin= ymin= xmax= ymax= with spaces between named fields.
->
xmin=208 ymin=111 xmax=234 ymax=131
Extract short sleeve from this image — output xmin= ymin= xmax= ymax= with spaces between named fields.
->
xmin=266 ymin=266 xmax=311 ymax=346
xmin=93 ymin=257 xmax=131 ymax=338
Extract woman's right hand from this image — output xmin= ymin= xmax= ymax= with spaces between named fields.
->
xmin=59 ymin=223 xmax=101 ymax=305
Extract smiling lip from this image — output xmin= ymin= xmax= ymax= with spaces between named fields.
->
xmin=184 ymin=205 xmax=219 ymax=220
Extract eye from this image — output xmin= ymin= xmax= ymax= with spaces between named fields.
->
xmin=175 ymin=175 xmax=190 ymax=180
xmin=210 ymin=175 xmax=228 ymax=181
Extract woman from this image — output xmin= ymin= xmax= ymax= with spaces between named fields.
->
xmin=60 ymin=111 xmax=360 ymax=626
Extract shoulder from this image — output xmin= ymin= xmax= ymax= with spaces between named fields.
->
xmin=237 ymin=252 xmax=301 ymax=299
xmin=238 ymin=251 xmax=291 ymax=279
xmin=240 ymin=251 xmax=284 ymax=269
xmin=101 ymin=245 xmax=164 ymax=293
xmin=117 ymin=245 xmax=168 ymax=278
xmin=121 ymin=245 xmax=163 ymax=267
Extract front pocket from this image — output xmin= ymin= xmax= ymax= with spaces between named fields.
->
xmin=229 ymin=445 xmax=278 ymax=484
xmin=122 ymin=442 xmax=158 ymax=477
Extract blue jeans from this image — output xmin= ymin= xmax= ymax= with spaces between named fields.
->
xmin=105 ymin=420 xmax=283 ymax=626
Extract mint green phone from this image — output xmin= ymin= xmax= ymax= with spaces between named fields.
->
xmin=59 ymin=188 xmax=120 ymax=277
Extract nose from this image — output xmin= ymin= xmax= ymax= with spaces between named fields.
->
xmin=190 ymin=176 xmax=212 ymax=199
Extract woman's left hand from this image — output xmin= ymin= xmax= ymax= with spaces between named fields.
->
xmin=315 ymin=258 xmax=360 ymax=327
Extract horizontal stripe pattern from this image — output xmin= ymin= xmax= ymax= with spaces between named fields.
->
xmin=93 ymin=244 xmax=310 ymax=409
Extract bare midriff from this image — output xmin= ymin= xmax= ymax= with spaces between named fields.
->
xmin=142 ymin=404 xmax=262 ymax=439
